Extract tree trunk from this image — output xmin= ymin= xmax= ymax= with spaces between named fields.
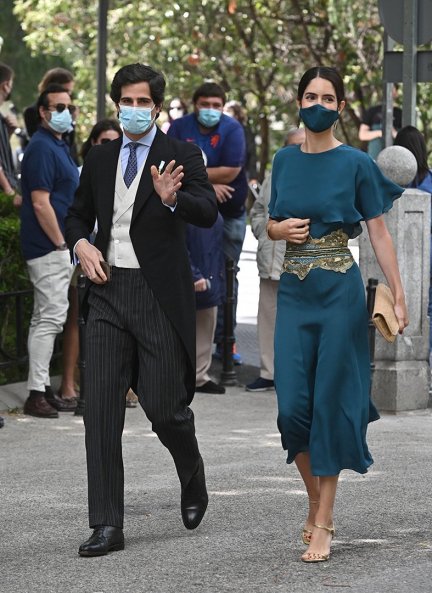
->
xmin=258 ymin=114 xmax=269 ymax=182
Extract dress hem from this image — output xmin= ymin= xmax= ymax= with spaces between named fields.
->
xmin=284 ymin=451 xmax=374 ymax=476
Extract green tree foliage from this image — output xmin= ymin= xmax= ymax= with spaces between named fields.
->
xmin=12 ymin=0 xmax=432 ymax=174
xmin=0 ymin=1 xmax=68 ymax=112
xmin=0 ymin=192 xmax=32 ymax=385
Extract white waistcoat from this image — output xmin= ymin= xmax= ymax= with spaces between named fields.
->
xmin=106 ymin=155 xmax=145 ymax=268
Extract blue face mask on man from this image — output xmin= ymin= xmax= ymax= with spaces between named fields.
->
xmin=119 ymin=105 xmax=155 ymax=135
xmin=197 ymin=108 xmax=222 ymax=128
xmin=48 ymin=109 xmax=73 ymax=134
xmin=299 ymin=104 xmax=339 ymax=133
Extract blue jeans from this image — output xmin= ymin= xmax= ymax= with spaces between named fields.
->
xmin=215 ymin=212 xmax=247 ymax=345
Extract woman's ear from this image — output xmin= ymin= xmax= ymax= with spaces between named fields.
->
xmin=338 ymin=100 xmax=346 ymax=114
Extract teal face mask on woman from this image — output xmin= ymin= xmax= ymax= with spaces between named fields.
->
xmin=48 ymin=109 xmax=73 ymax=134
xmin=119 ymin=105 xmax=155 ymax=135
xmin=197 ymin=108 xmax=222 ymax=128
xmin=299 ymin=104 xmax=339 ymax=133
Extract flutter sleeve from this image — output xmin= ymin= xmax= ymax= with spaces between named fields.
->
xmin=355 ymin=154 xmax=404 ymax=220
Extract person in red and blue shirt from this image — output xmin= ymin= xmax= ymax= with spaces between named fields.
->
xmin=168 ymin=82 xmax=248 ymax=363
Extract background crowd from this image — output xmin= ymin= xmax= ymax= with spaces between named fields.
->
xmin=0 ymin=57 xmax=431 ymax=425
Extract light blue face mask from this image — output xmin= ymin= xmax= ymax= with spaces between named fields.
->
xmin=119 ymin=105 xmax=155 ymax=135
xmin=48 ymin=109 xmax=73 ymax=134
xmin=197 ymin=108 xmax=222 ymax=128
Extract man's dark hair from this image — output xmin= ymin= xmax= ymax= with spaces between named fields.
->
xmin=0 ymin=62 xmax=14 ymax=85
xmin=36 ymin=83 xmax=70 ymax=122
xmin=110 ymin=63 xmax=165 ymax=105
xmin=192 ymin=82 xmax=226 ymax=105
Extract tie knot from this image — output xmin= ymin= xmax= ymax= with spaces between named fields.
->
xmin=127 ymin=142 xmax=140 ymax=153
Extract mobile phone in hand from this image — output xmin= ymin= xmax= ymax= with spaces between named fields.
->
xmin=100 ymin=260 xmax=111 ymax=282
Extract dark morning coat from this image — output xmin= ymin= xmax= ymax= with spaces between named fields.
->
xmin=65 ymin=128 xmax=218 ymax=402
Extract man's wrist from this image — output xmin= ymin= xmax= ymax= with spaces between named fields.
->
xmin=162 ymin=192 xmax=177 ymax=207
xmin=56 ymin=241 xmax=68 ymax=251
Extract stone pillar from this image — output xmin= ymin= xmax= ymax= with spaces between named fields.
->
xmin=359 ymin=147 xmax=430 ymax=412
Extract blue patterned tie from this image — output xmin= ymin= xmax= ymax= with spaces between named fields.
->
xmin=124 ymin=142 xmax=139 ymax=188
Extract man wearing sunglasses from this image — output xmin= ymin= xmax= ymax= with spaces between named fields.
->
xmin=24 ymin=67 xmax=79 ymax=165
xmin=20 ymin=83 xmax=80 ymax=419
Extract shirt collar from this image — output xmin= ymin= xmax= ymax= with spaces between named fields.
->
xmin=121 ymin=124 xmax=157 ymax=149
xmin=38 ymin=125 xmax=66 ymax=145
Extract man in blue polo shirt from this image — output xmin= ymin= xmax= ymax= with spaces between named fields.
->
xmin=20 ymin=83 xmax=79 ymax=418
xmin=168 ymin=82 xmax=248 ymax=364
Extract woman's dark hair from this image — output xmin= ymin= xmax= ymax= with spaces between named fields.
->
xmin=192 ymin=82 xmax=226 ymax=105
xmin=169 ymin=97 xmax=188 ymax=112
xmin=297 ymin=67 xmax=345 ymax=105
xmin=80 ymin=118 xmax=122 ymax=160
xmin=110 ymin=63 xmax=165 ymax=106
xmin=0 ymin=62 xmax=14 ymax=85
xmin=394 ymin=125 xmax=430 ymax=184
xmin=38 ymin=68 xmax=74 ymax=93
xmin=36 ymin=83 xmax=70 ymax=121
xmin=224 ymin=100 xmax=246 ymax=124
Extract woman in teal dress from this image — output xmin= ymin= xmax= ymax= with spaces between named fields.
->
xmin=267 ymin=67 xmax=409 ymax=563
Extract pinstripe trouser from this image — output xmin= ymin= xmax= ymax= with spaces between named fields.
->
xmin=84 ymin=267 xmax=201 ymax=528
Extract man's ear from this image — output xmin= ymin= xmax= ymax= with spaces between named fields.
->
xmin=38 ymin=105 xmax=46 ymax=121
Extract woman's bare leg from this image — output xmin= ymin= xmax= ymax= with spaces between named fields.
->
xmin=59 ymin=287 xmax=79 ymax=399
xmin=301 ymin=475 xmax=339 ymax=561
xmin=295 ymin=452 xmax=320 ymax=538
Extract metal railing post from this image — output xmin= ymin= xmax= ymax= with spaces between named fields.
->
xmin=220 ymin=258 xmax=237 ymax=386
xmin=366 ymin=278 xmax=378 ymax=382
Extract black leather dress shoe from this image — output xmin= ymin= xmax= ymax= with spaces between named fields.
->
xmin=78 ymin=526 xmax=124 ymax=557
xmin=195 ymin=380 xmax=226 ymax=394
xmin=45 ymin=386 xmax=77 ymax=412
xmin=181 ymin=457 xmax=208 ymax=530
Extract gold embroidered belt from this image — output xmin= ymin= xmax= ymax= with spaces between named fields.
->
xmin=282 ymin=229 xmax=354 ymax=280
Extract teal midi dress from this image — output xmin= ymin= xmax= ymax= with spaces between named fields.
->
xmin=269 ymin=144 xmax=403 ymax=476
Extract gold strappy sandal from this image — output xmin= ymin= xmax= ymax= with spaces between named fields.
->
xmin=302 ymin=500 xmax=319 ymax=545
xmin=301 ymin=523 xmax=335 ymax=563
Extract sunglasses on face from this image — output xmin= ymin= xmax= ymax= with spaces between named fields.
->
xmin=47 ymin=103 xmax=76 ymax=114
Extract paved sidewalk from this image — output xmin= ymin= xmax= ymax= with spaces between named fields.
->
xmin=1 ymin=227 xmax=432 ymax=592
xmin=1 ymin=387 xmax=432 ymax=593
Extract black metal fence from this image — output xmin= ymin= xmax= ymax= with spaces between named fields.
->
xmin=0 ymin=289 xmax=32 ymax=373
xmin=0 ymin=289 xmax=62 ymax=383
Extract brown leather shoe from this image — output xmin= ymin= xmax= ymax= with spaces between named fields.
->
xmin=23 ymin=391 xmax=59 ymax=418
xmin=45 ymin=387 xmax=77 ymax=412
xmin=126 ymin=389 xmax=138 ymax=408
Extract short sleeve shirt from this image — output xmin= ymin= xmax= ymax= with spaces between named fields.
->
xmin=168 ymin=113 xmax=248 ymax=218
xmin=361 ymin=105 xmax=403 ymax=160
xmin=20 ymin=127 xmax=79 ymax=260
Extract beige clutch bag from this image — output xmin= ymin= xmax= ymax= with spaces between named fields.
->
xmin=372 ymin=283 xmax=399 ymax=342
